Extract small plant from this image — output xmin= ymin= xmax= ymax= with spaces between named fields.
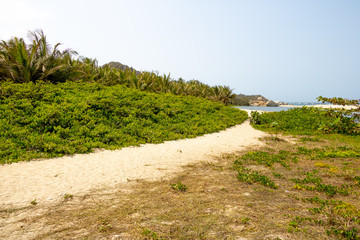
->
xmin=293 ymin=178 xmax=349 ymax=196
xmin=241 ymin=217 xmax=250 ymax=224
xmin=220 ymin=187 xmax=228 ymax=192
xmin=63 ymin=193 xmax=73 ymax=200
xmin=98 ymin=219 xmax=112 ymax=233
xmin=170 ymin=181 xmax=187 ymax=192
xmin=354 ymin=176 xmax=360 ymax=186
xmin=30 ymin=199 xmax=37 ymax=206
xmin=314 ymin=162 xmax=330 ymax=168
xmin=272 ymin=172 xmax=284 ymax=179
xmin=142 ymin=228 xmax=165 ymax=240
xmin=290 ymin=172 xmax=322 ymax=184
xmin=327 ymin=227 xmax=360 ymax=240
xmin=250 ymin=111 xmax=261 ymax=124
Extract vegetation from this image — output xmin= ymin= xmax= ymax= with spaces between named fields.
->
xmin=0 ymin=30 xmax=250 ymax=163
xmin=0 ymin=30 xmax=237 ymax=105
xmin=250 ymin=105 xmax=359 ymax=135
xmin=1 ymin=31 xmax=359 ymax=239
xmin=170 ymin=181 xmax=188 ymax=192
xmin=0 ymin=81 xmax=247 ymax=164
xmin=4 ymin=129 xmax=360 ymax=239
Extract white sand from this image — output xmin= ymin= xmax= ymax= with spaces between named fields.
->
xmin=280 ymin=104 xmax=359 ymax=110
xmin=0 ymin=120 xmax=266 ymax=207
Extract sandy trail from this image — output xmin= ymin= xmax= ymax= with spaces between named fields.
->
xmin=0 ymin=120 xmax=266 ymax=208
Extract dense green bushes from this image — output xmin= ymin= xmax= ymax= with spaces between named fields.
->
xmin=0 ymin=82 xmax=248 ymax=163
xmin=250 ymin=107 xmax=359 ymax=135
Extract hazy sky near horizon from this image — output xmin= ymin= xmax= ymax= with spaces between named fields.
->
xmin=1 ymin=0 xmax=359 ymax=102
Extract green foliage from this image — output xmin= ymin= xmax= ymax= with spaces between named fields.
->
xmin=305 ymin=196 xmax=360 ymax=239
xmin=292 ymin=173 xmax=349 ymax=197
xmin=98 ymin=219 xmax=112 ymax=233
xmin=295 ymin=146 xmax=360 ymax=160
xmin=0 ymin=30 xmax=77 ymax=83
xmin=238 ymin=150 xmax=293 ymax=168
xmin=0 ymin=82 xmax=248 ymax=163
xmin=30 ymin=199 xmax=37 ymax=206
xmin=63 ymin=193 xmax=73 ymax=200
xmin=170 ymin=181 xmax=187 ymax=192
xmin=251 ymin=106 xmax=359 ymax=135
xmin=236 ymin=166 xmax=278 ymax=189
xmin=272 ymin=172 xmax=284 ymax=179
xmin=291 ymin=172 xmax=322 ymax=185
xmin=241 ymin=217 xmax=250 ymax=224
xmin=250 ymin=111 xmax=261 ymax=124
xmin=142 ymin=229 xmax=166 ymax=240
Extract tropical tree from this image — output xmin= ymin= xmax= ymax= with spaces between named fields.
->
xmin=0 ymin=30 xmax=77 ymax=83
xmin=1 ymin=30 xmax=239 ymax=105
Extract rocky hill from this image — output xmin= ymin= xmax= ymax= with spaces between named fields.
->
xmin=233 ymin=94 xmax=287 ymax=106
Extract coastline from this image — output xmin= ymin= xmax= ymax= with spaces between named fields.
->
xmin=280 ymin=104 xmax=359 ymax=110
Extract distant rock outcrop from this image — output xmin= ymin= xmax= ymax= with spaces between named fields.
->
xmin=233 ymin=94 xmax=267 ymax=106
xmin=265 ymin=100 xmax=279 ymax=107
xmin=235 ymin=94 xmax=287 ymax=107
xmin=274 ymin=100 xmax=287 ymax=105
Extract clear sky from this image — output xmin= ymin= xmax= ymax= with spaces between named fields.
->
xmin=1 ymin=0 xmax=359 ymax=102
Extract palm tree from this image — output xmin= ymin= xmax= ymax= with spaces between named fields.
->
xmin=0 ymin=30 xmax=77 ymax=83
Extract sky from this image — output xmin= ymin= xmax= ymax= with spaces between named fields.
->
xmin=0 ymin=0 xmax=359 ymax=102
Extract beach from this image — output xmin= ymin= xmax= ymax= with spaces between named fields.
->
xmin=280 ymin=104 xmax=359 ymax=110
xmin=0 ymin=120 xmax=266 ymax=208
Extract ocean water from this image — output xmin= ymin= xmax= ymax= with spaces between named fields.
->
xmin=235 ymin=102 xmax=320 ymax=112
xmin=287 ymin=102 xmax=319 ymax=106
xmin=235 ymin=106 xmax=293 ymax=112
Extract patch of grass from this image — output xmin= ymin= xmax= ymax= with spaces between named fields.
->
xmin=63 ymin=193 xmax=73 ymax=200
xmin=304 ymin=196 xmax=360 ymax=239
xmin=241 ymin=217 xmax=250 ymax=224
xmin=98 ymin=219 xmax=112 ymax=233
xmin=30 ymin=199 xmax=37 ymax=206
xmin=237 ymin=167 xmax=278 ymax=189
xmin=238 ymin=150 xmax=293 ymax=169
xmin=142 ymin=228 xmax=166 ymax=240
xmin=3 ymin=125 xmax=360 ymax=239
xmin=170 ymin=181 xmax=187 ymax=192
xmin=272 ymin=172 xmax=284 ymax=179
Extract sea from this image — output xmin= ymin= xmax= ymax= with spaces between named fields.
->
xmin=235 ymin=102 xmax=320 ymax=112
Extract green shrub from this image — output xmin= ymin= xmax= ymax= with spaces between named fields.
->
xmin=251 ymin=107 xmax=359 ymax=135
xmin=0 ymin=82 xmax=248 ymax=163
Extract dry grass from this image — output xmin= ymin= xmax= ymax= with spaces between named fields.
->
xmin=1 ymin=135 xmax=359 ymax=240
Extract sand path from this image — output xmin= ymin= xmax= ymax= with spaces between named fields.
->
xmin=0 ymin=120 xmax=266 ymax=208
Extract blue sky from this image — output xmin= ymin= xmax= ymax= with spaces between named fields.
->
xmin=1 ymin=0 xmax=359 ymax=102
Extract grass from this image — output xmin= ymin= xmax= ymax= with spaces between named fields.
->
xmin=2 ymin=133 xmax=360 ymax=239
xmin=0 ymin=81 xmax=248 ymax=164
xmin=1 ymin=101 xmax=360 ymax=239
